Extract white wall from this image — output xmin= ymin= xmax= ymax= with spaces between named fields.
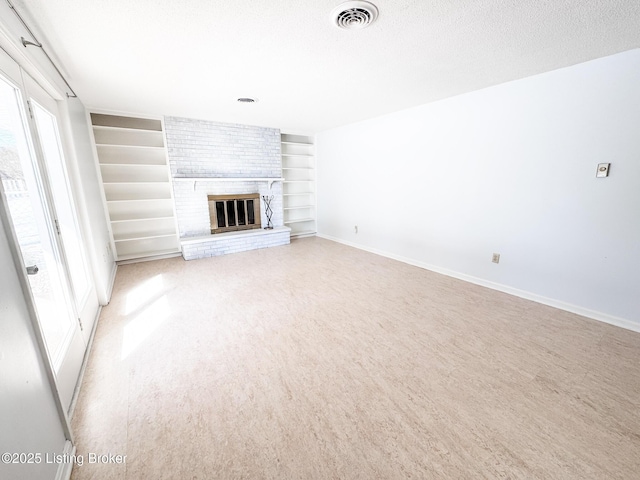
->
xmin=60 ymin=99 xmax=115 ymax=304
xmin=0 ymin=211 xmax=68 ymax=480
xmin=316 ymin=49 xmax=640 ymax=330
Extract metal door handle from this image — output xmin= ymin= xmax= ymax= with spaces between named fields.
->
xmin=26 ymin=265 xmax=39 ymax=275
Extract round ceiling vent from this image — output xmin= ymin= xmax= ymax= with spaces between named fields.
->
xmin=331 ymin=1 xmax=379 ymax=30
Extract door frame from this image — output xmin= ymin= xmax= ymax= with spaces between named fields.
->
xmin=0 ymin=46 xmax=87 ymax=425
xmin=0 ymin=74 xmax=74 ymax=442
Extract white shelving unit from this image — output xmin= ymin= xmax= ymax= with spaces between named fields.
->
xmin=281 ymin=133 xmax=316 ymax=237
xmin=90 ymin=113 xmax=180 ymax=262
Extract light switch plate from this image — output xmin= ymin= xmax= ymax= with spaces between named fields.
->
xmin=596 ymin=163 xmax=610 ymax=178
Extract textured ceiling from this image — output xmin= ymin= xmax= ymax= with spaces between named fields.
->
xmin=14 ymin=0 xmax=640 ymax=133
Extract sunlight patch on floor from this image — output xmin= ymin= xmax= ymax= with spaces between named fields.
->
xmin=122 ymin=276 xmax=170 ymax=359
xmin=124 ymin=274 xmax=165 ymax=315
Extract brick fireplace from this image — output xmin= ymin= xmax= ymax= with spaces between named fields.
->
xmin=164 ymin=116 xmax=290 ymax=260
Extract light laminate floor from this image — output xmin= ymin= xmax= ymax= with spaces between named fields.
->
xmin=71 ymin=236 xmax=640 ymax=479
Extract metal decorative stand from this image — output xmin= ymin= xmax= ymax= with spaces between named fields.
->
xmin=262 ymin=195 xmax=274 ymax=229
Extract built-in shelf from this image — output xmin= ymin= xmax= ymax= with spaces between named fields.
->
xmin=284 ymin=205 xmax=314 ymax=210
xmin=91 ymin=112 xmax=180 ymax=261
xmin=116 ymin=249 xmax=182 ymax=262
xmin=92 ymin=125 xmax=162 ymax=134
xmin=112 ymin=235 xmax=178 ymax=261
xmin=285 ymin=218 xmax=315 ymax=224
xmin=103 ymin=183 xmax=171 ymax=202
xmin=95 ymin=145 xmax=167 ymax=165
xmin=91 ymin=113 xmax=163 ymax=131
xmin=110 ymin=216 xmax=176 ymax=224
xmin=281 ymin=133 xmax=316 ymax=237
xmin=95 ymin=144 xmax=166 ymax=150
xmin=93 ymin=125 xmax=164 ymax=147
xmin=107 ymin=198 xmax=169 ymax=203
xmin=101 ymin=164 xmax=168 ymax=183
xmin=290 ymin=229 xmax=316 ymax=237
xmin=281 ymin=141 xmax=313 ymax=146
xmin=99 ymin=163 xmax=167 ymax=167
xmin=109 ymin=212 xmax=175 ymax=222
xmin=114 ymin=233 xmax=177 ymax=243
xmin=102 ymin=181 xmax=169 ymax=186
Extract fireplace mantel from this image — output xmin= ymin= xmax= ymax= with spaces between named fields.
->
xmin=173 ymin=176 xmax=285 ymax=190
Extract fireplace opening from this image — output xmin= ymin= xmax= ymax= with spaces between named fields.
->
xmin=208 ymin=193 xmax=261 ymax=234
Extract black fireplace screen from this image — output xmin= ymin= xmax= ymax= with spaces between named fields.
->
xmin=208 ymin=193 xmax=261 ymax=234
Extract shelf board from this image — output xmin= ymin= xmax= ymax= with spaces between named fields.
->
xmin=117 ymin=248 xmax=181 ymax=262
xmin=93 ymin=125 xmax=164 ymax=134
xmin=290 ymin=230 xmax=317 ymax=237
xmin=285 ymin=218 xmax=315 ymax=224
xmin=110 ymin=215 xmax=175 ymax=224
xmin=103 ymin=181 xmax=168 ymax=185
xmin=107 ymin=198 xmax=171 ymax=203
xmin=284 ymin=180 xmax=312 ymax=184
xmin=281 ymin=141 xmax=313 ymax=146
xmin=284 ymin=205 xmax=315 ymax=210
xmin=100 ymin=163 xmax=167 ymax=167
xmin=281 ymin=153 xmax=313 ymax=157
xmin=114 ymin=233 xmax=177 ymax=243
xmin=95 ymin=143 xmax=165 ymax=150
xmin=91 ymin=113 xmax=162 ymax=131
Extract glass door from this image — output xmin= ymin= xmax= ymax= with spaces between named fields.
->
xmin=0 ymin=53 xmax=85 ymax=411
xmin=25 ymin=74 xmax=98 ymax=343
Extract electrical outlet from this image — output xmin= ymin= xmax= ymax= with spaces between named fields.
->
xmin=492 ymin=253 xmax=500 ymax=264
xmin=596 ymin=163 xmax=610 ymax=178
xmin=354 ymin=225 xmax=358 ymax=234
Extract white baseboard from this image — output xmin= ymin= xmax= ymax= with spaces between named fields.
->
xmin=317 ymin=233 xmax=640 ymax=333
xmin=291 ymin=231 xmax=317 ymax=239
xmin=55 ymin=440 xmax=75 ymax=480
xmin=67 ymin=304 xmax=102 ymax=419
xmin=116 ymin=251 xmax=182 ymax=265
xmin=105 ymin=261 xmax=117 ymax=304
